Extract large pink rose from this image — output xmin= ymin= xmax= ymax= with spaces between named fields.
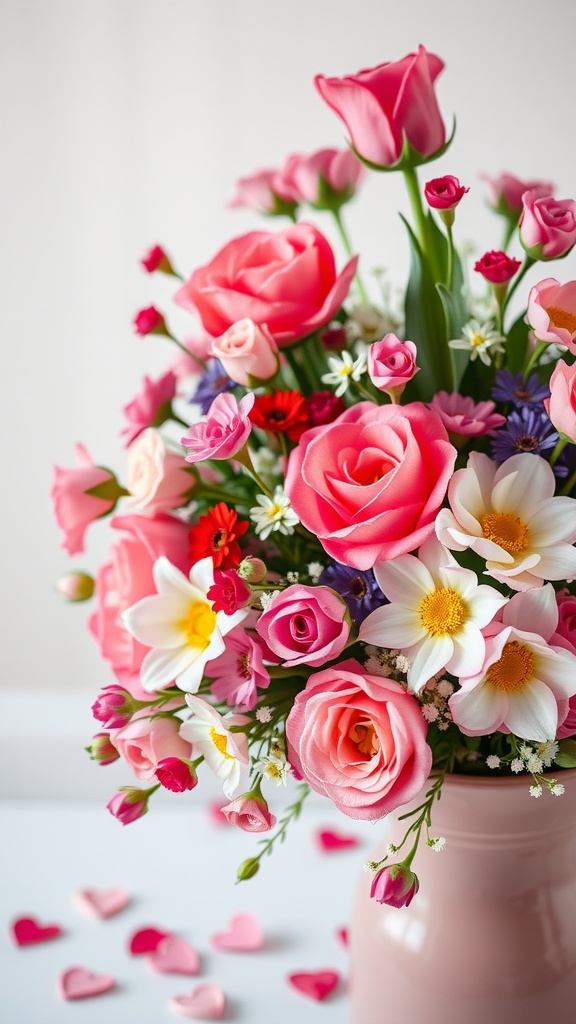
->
xmin=285 ymin=401 xmax=456 ymax=570
xmin=314 ymin=46 xmax=446 ymax=168
xmin=114 ymin=716 xmax=191 ymax=781
xmin=173 ymin=222 xmax=357 ymax=346
xmin=88 ymin=513 xmax=191 ymax=688
xmin=256 ymin=584 xmax=350 ymax=667
xmin=519 ymin=191 xmax=576 ymax=260
xmin=286 ymin=658 xmax=432 ymax=820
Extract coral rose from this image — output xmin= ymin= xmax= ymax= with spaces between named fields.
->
xmin=286 ymin=658 xmax=432 ymax=820
xmin=285 ymin=401 xmax=456 ymax=570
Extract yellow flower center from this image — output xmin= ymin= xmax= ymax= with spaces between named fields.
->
xmin=485 ymin=641 xmax=535 ymax=692
xmin=349 ymin=719 xmax=379 ymax=757
xmin=470 ymin=332 xmax=485 ymax=348
xmin=419 ymin=587 xmax=466 ymax=636
xmin=209 ymin=726 xmax=234 ymax=759
xmin=481 ymin=512 xmax=528 ymax=554
xmin=545 ymin=305 xmax=576 ymax=334
xmin=183 ymin=600 xmax=216 ymax=649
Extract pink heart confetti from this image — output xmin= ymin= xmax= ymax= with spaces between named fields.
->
xmin=210 ymin=912 xmax=264 ymax=952
xmin=169 ymin=983 xmax=225 ymax=1020
xmin=317 ymin=828 xmax=360 ymax=852
xmin=207 ymin=800 xmax=231 ymax=826
xmin=58 ymin=966 xmax=115 ymax=1000
xmin=129 ymin=925 xmax=171 ymax=954
xmin=74 ymin=887 xmax=130 ymax=919
xmin=148 ymin=935 xmax=200 ymax=976
xmin=335 ymin=925 xmax=348 ymax=947
xmin=287 ymin=969 xmax=340 ymax=1002
xmin=11 ymin=916 xmax=63 ymax=947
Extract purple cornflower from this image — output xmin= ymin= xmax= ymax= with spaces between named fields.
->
xmin=318 ymin=562 xmax=387 ymax=626
xmin=190 ymin=358 xmax=235 ymax=413
xmin=491 ymin=406 xmax=558 ymax=463
xmin=491 ymin=370 xmax=550 ymax=407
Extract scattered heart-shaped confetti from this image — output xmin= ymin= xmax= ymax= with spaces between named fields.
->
xmin=335 ymin=925 xmax=348 ymax=947
xmin=58 ymin=966 xmax=115 ymax=1000
xmin=208 ymin=800 xmax=230 ymax=825
xmin=317 ymin=828 xmax=360 ymax=852
xmin=129 ymin=925 xmax=171 ymax=954
xmin=169 ymin=983 xmax=225 ymax=1020
xmin=288 ymin=969 xmax=340 ymax=1002
xmin=148 ymin=935 xmax=200 ymax=976
xmin=210 ymin=912 xmax=264 ymax=952
xmin=11 ymin=916 xmax=63 ymax=947
xmin=74 ymin=887 xmax=130 ymax=919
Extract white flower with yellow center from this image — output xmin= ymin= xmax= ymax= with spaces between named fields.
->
xmin=180 ymin=695 xmax=249 ymax=798
xmin=449 ymin=584 xmax=576 ymax=742
xmin=435 ymin=451 xmax=576 ymax=591
xmin=321 ymin=349 xmax=367 ymax=396
xmin=359 ymin=535 xmax=507 ymax=692
xmin=250 ymin=486 xmax=299 ymax=540
xmin=448 ymin=318 xmax=505 ymax=366
xmin=121 ymin=556 xmax=248 ymax=693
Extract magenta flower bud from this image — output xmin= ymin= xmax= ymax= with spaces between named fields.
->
xmin=140 ymin=244 xmax=176 ymax=276
xmin=106 ymin=787 xmax=151 ymax=825
xmin=207 ymin=569 xmax=252 ymax=614
xmin=55 ymin=571 xmax=95 ymax=602
xmin=133 ymin=305 xmax=167 ymax=336
xmin=91 ymin=684 xmax=138 ymax=729
xmin=86 ymin=732 xmax=120 ymax=766
xmin=370 ymin=864 xmax=419 ymax=908
xmin=474 ymin=250 xmax=521 ymax=284
xmin=424 ymin=175 xmax=469 ymax=211
xmin=155 ymin=757 xmax=198 ymax=793
xmin=221 ymin=792 xmax=277 ymax=833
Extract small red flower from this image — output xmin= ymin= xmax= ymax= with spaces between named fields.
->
xmin=207 ymin=569 xmax=251 ymax=614
xmin=424 ymin=175 xmax=469 ymax=210
xmin=474 ymin=249 xmax=522 ymax=284
xmin=249 ymin=390 xmax=310 ymax=441
xmin=133 ymin=305 xmax=166 ymax=336
xmin=188 ymin=502 xmax=249 ymax=569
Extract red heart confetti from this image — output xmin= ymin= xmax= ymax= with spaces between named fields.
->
xmin=129 ymin=925 xmax=171 ymax=954
xmin=11 ymin=916 xmax=63 ymax=947
xmin=74 ymin=887 xmax=130 ymax=919
xmin=317 ymin=828 xmax=360 ymax=852
xmin=210 ymin=912 xmax=264 ymax=952
xmin=288 ymin=969 xmax=340 ymax=1001
xmin=335 ymin=925 xmax=348 ymax=947
xmin=148 ymin=934 xmax=201 ymax=976
xmin=58 ymin=966 xmax=115 ymax=1000
xmin=169 ymin=983 xmax=225 ymax=1019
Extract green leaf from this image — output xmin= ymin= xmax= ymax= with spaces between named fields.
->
xmin=504 ymin=312 xmax=530 ymax=374
xmin=555 ymin=738 xmax=576 ymax=769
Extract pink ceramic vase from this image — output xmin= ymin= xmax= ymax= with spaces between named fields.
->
xmin=349 ymin=770 xmax=576 ymax=1023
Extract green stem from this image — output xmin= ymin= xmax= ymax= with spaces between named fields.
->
xmin=331 ymin=208 xmax=369 ymax=305
xmin=502 ymin=255 xmax=535 ymax=317
xmin=501 ymin=218 xmax=518 ymax=253
xmin=522 ymin=340 xmax=548 ymax=381
xmin=562 ymin=466 xmax=576 ymax=496
xmin=550 ymin=437 xmax=568 ymax=467
xmin=283 ymin=346 xmax=314 ymax=396
xmin=402 ymin=166 xmax=440 ymax=282
xmin=445 ymin=223 xmax=454 ymax=291
xmin=236 ymin=783 xmax=310 ymax=881
xmin=233 ymin=445 xmax=274 ymax=498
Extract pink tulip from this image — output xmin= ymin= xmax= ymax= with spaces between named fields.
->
xmin=280 ymin=147 xmax=364 ymax=209
xmin=227 ymin=167 xmax=300 ymax=215
xmin=51 ymin=443 xmax=123 ymax=555
xmin=370 ymin=865 xmax=419 ymax=908
xmin=481 ymin=172 xmax=554 ymax=217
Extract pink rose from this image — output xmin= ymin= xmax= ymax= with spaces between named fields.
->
xmin=221 ymin=792 xmax=277 ymax=832
xmin=256 ymin=584 xmax=350 ymax=667
xmin=173 ymin=222 xmax=357 ymax=346
xmin=545 ymin=359 xmax=576 ymax=442
xmin=88 ymin=513 xmax=191 ymax=688
xmin=107 ymin=787 xmax=150 ymax=825
xmin=474 ymin=250 xmax=521 ymax=284
xmin=519 ymin=191 xmax=576 ymax=260
xmin=429 ymin=392 xmax=506 ymax=441
xmin=424 ymin=175 xmax=468 ymax=210
xmin=480 ymin=172 xmax=554 ymax=217
xmin=367 ymin=334 xmax=420 ymax=397
xmin=126 ymin=429 xmax=193 ymax=516
xmin=114 ymin=715 xmax=192 ymax=781
xmin=314 ymin=46 xmax=446 ymax=168
xmin=121 ymin=370 xmax=177 ymax=447
xmin=555 ymin=589 xmax=576 ymax=739
xmin=227 ymin=167 xmax=299 ymax=216
xmin=286 ymin=658 xmax=432 ymax=820
xmin=51 ymin=443 xmax=123 ymax=555
xmin=526 ymin=277 xmax=576 ymax=353
xmin=133 ymin=305 xmax=167 ymax=336
xmin=181 ymin=392 xmax=254 ymax=463
xmin=155 ymin=757 xmax=198 ymax=792
xmin=285 ymin=401 xmax=456 ymax=570
xmin=210 ymin=318 xmax=279 ymax=386
xmin=280 ymin=147 xmax=364 ymax=209
xmin=370 ymin=864 xmax=419 ymax=908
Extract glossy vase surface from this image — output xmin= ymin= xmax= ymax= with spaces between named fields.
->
xmin=349 ymin=770 xmax=576 ymax=1024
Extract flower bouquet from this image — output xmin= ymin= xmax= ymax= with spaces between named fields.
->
xmin=52 ymin=44 xmax=576 ymax=917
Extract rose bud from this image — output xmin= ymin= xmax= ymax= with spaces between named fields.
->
xmin=55 ymin=571 xmax=95 ymax=602
xmin=85 ymin=733 xmax=120 ymax=766
xmin=370 ymin=864 xmax=419 ymax=908
xmin=106 ymin=786 xmax=153 ymax=825
xmin=155 ymin=757 xmax=199 ymax=793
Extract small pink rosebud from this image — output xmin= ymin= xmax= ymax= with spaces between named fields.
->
xmin=207 ymin=569 xmax=252 ymax=614
xmin=221 ymin=792 xmax=277 ymax=833
xmin=370 ymin=864 xmax=419 ymax=908
xmin=367 ymin=334 xmax=420 ymax=402
xmin=107 ymin=786 xmax=151 ymax=825
xmin=91 ymin=684 xmax=138 ymax=729
xmin=140 ymin=244 xmax=177 ymax=276
xmin=155 ymin=757 xmax=198 ymax=793
xmin=55 ymin=571 xmax=95 ymax=602
xmin=133 ymin=305 xmax=167 ymax=336
xmin=86 ymin=733 xmax=120 ymax=766
xmin=474 ymin=249 xmax=521 ymax=284
xmin=424 ymin=174 xmax=469 ymax=211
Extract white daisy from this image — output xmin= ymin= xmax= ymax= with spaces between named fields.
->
xmin=321 ymin=349 xmax=367 ymax=396
xmin=179 ymin=695 xmax=249 ymax=798
xmin=250 ymin=486 xmax=299 ymax=540
xmin=121 ymin=556 xmax=248 ymax=693
xmin=448 ymin=318 xmax=505 ymax=366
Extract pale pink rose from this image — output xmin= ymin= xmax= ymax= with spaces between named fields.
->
xmin=114 ymin=715 xmax=191 ymax=781
xmin=121 ymin=370 xmax=177 ymax=447
xmin=126 ymin=429 xmax=192 ymax=515
xmin=526 ymin=277 xmax=576 ymax=353
xmin=181 ymin=392 xmax=254 ymax=463
xmin=429 ymin=392 xmax=506 ymax=441
xmin=285 ymin=401 xmax=456 ymax=570
xmin=286 ymin=658 xmax=432 ymax=820
xmin=174 ymin=222 xmax=358 ymax=346
xmin=480 ymin=172 xmax=554 ymax=216
xmin=545 ymin=360 xmax=576 ymax=442
xmin=220 ymin=792 xmax=277 ymax=832
xmin=280 ymin=148 xmax=364 ymax=208
xmin=227 ymin=167 xmax=300 ymax=215
xmin=210 ymin=318 xmax=279 ymax=386
xmin=519 ymin=191 xmax=576 ymax=260
xmin=256 ymin=584 xmax=350 ymax=668
xmin=206 ymin=627 xmax=270 ymax=711
xmin=51 ymin=443 xmax=121 ymax=555
xmin=314 ymin=46 xmax=446 ymax=168
xmin=88 ymin=513 xmax=191 ymax=688
xmin=367 ymin=334 xmax=420 ymax=395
